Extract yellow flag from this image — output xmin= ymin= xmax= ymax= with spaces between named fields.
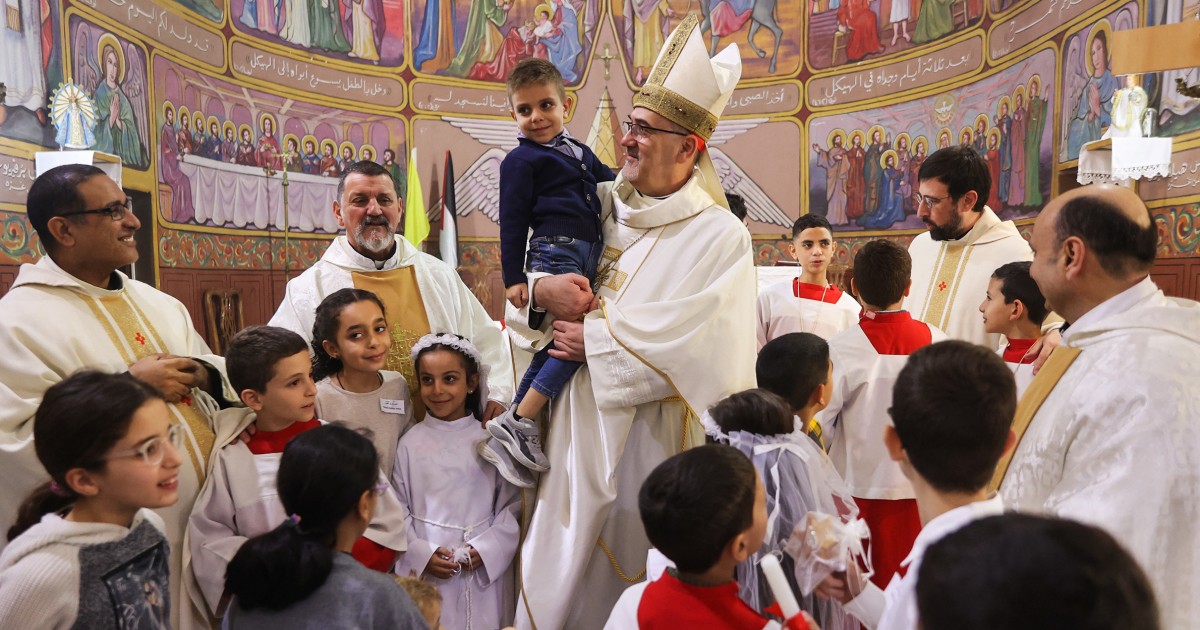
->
xmin=404 ymin=147 xmax=429 ymax=248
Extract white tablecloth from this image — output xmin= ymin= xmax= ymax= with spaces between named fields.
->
xmin=1078 ymin=137 xmax=1172 ymax=186
xmin=180 ymin=155 xmax=341 ymax=232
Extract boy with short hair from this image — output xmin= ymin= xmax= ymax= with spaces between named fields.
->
xmin=757 ymin=332 xmax=834 ymax=447
xmin=187 ymin=326 xmax=408 ymax=619
xmin=606 ymin=444 xmax=811 ymax=629
xmin=815 ymin=240 xmax=947 ymax=589
xmin=487 ymin=57 xmax=617 ymax=486
xmin=757 ymin=215 xmax=861 ymax=348
xmin=978 ymin=261 xmax=1047 ymax=397
xmin=820 ymin=340 xmax=1017 ymax=630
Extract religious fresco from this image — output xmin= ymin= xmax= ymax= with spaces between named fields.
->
xmin=1058 ymin=2 xmax=1136 ymax=162
xmin=409 ymin=0 xmax=594 ymax=84
xmin=807 ymin=0 xmax=981 ymax=72
xmin=808 ymin=47 xmax=1054 ymax=231
xmin=609 ymin=1 xmax=802 ymax=83
xmin=70 ymin=18 xmax=152 ymax=170
xmin=230 ymin=0 xmax=405 ymax=66
xmin=0 ymin=0 xmax=62 ymax=146
xmin=162 ymin=0 xmax=223 ymax=22
xmin=1146 ymin=0 xmax=1200 ymax=137
xmin=153 ymin=56 xmax=406 ymax=230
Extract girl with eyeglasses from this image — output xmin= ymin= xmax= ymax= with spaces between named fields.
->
xmin=222 ymin=424 xmax=427 ymax=628
xmin=0 ymin=371 xmax=181 ymax=628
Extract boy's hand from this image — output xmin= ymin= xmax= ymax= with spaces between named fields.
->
xmin=425 ymin=547 xmax=461 ymax=579
xmin=506 ymin=283 xmax=529 ymax=309
xmin=813 ymin=563 xmax=867 ymax=605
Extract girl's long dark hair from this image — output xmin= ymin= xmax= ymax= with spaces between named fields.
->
xmin=311 ymin=288 xmax=387 ymax=382
xmin=224 ymin=424 xmax=378 ymax=611
xmin=9 ymin=371 xmax=161 ymax=541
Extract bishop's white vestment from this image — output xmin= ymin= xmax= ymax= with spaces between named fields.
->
xmin=905 ymin=207 xmax=1031 ymax=349
xmin=0 ymin=257 xmax=238 ymax=630
xmin=512 ymin=171 xmax=758 ymax=630
xmin=269 ymin=236 xmax=514 ymax=406
xmin=1001 ymin=278 xmax=1200 ymax=629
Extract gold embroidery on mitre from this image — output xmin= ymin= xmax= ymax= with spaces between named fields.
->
xmin=631 ymin=13 xmax=719 ymax=140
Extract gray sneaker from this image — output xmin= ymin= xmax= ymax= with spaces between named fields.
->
xmin=487 ymin=408 xmax=551 ymax=472
xmin=478 ymin=438 xmax=535 ymax=488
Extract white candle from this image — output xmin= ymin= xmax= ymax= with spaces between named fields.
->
xmin=760 ymin=554 xmax=800 ymax=619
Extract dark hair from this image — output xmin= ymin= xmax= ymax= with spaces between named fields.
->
xmin=336 ymin=160 xmax=396 ymax=200
xmin=505 ymin=57 xmax=566 ymax=101
xmin=853 ymin=239 xmax=911 ymax=308
xmin=917 ymin=513 xmax=1159 ymax=630
xmin=757 ymin=333 xmax=831 ymax=413
xmin=792 ymin=214 xmax=833 ymax=239
xmin=709 ymin=389 xmax=795 ymax=436
xmin=639 ymin=444 xmax=757 ymax=573
xmin=26 ymin=164 xmax=107 ymax=253
xmin=413 ymin=334 xmax=485 ymax=419
xmin=225 ymin=424 xmax=379 ymax=611
xmin=992 ymin=261 xmax=1048 ymax=325
xmin=726 ymin=192 xmax=747 ymax=222
xmin=891 ymin=341 xmax=1015 ymax=493
xmin=9 ymin=371 xmax=162 ymax=541
xmin=311 ymin=289 xmax=388 ymax=381
xmin=918 ymin=145 xmax=990 ymax=212
xmin=1054 ymin=194 xmax=1157 ymax=277
xmin=227 ymin=326 xmax=310 ymax=394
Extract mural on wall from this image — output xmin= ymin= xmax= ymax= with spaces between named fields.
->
xmin=410 ymin=0 xmax=593 ymax=83
xmin=1058 ymin=2 xmax=1136 ymax=162
xmin=808 ymin=47 xmax=1054 ymax=231
xmin=231 ymin=0 xmax=405 ymax=66
xmin=807 ymin=0 xmax=981 ymax=72
xmin=154 ymin=56 xmax=406 ymax=231
xmin=0 ymin=0 xmax=61 ymax=146
xmin=1148 ymin=0 xmax=1200 ymax=136
xmin=71 ymin=18 xmax=151 ymax=169
xmin=164 ymin=0 xmax=223 ymax=22
xmin=609 ymin=1 xmax=802 ymax=83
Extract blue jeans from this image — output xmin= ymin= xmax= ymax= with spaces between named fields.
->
xmin=514 ymin=236 xmax=602 ymax=405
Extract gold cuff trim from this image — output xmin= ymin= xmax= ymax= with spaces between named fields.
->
xmin=634 ymin=83 xmax=718 ymax=141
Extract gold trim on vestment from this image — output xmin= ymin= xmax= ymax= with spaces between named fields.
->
xmin=350 ymin=268 xmax=433 ymax=420
xmin=922 ymin=244 xmax=968 ymax=331
xmin=82 ymin=295 xmax=210 ymax=479
xmin=988 ymin=345 xmax=1083 ymax=492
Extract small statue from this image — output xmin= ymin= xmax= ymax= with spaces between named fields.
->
xmin=49 ymin=82 xmax=98 ymax=149
xmin=1107 ymin=78 xmax=1149 ymax=139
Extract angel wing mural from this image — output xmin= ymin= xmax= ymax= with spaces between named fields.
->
xmin=439 ymin=114 xmax=790 ymax=227
xmin=72 ymin=23 xmax=150 ymax=168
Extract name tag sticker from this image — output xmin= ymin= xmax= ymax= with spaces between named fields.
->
xmin=380 ymin=399 xmax=406 ymax=414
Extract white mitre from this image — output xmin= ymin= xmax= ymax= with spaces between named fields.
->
xmin=632 ymin=13 xmax=742 ymax=206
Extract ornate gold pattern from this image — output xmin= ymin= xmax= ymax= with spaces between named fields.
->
xmin=920 ymin=243 xmax=968 ymax=330
xmin=634 ymin=84 xmax=719 ymax=140
xmin=351 ymin=268 xmax=433 ymax=419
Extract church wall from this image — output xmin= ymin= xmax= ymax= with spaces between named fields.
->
xmin=2 ymin=0 xmax=1199 ymax=342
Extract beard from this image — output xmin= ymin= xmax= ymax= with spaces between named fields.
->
xmin=926 ymin=210 xmax=967 ymax=241
xmin=355 ymin=216 xmax=396 ymax=255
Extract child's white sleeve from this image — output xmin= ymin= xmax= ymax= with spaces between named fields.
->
xmin=0 ymin=549 xmax=78 ymax=629
xmin=845 ymin=582 xmax=885 ymax=629
xmin=603 ymin=581 xmax=649 ymax=630
xmin=186 ymin=449 xmax=247 ymax=617
xmin=466 ymin=475 xmax=522 ymax=586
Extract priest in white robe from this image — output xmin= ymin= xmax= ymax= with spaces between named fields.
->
xmin=905 ymin=146 xmax=1034 ymax=349
xmin=508 ymin=16 xmax=757 ymax=629
xmin=0 ymin=165 xmax=238 ymax=630
xmin=998 ymin=184 xmax=1200 ymax=629
xmin=269 ymin=161 xmax=513 ymax=418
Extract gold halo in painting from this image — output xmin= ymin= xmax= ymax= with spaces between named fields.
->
xmin=222 ymin=120 xmax=236 ymax=136
xmin=998 ymin=95 xmax=1011 ymax=114
xmin=283 ymin=133 xmax=300 ymax=150
xmin=959 ymin=127 xmax=973 ymax=144
xmin=827 ymin=128 xmax=847 ymax=148
xmin=1028 ymin=74 xmax=1042 ymax=96
xmin=913 ymin=136 xmax=928 ymax=154
xmin=302 ymin=134 xmax=318 ymax=151
xmin=1085 ymin=19 xmax=1113 ymax=78
xmin=880 ymin=149 xmax=898 ymax=168
xmin=320 ymin=138 xmax=337 ymax=154
xmin=895 ymin=132 xmax=911 ymax=149
xmin=986 ymin=127 xmax=1001 ymax=146
xmin=1013 ymin=85 xmax=1027 ymax=106
xmin=974 ymin=113 xmax=989 ymax=130
xmin=338 ymin=140 xmax=356 ymax=157
xmin=359 ymin=143 xmax=376 ymax=160
xmin=238 ymin=123 xmax=252 ymax=139
xmin=161 ymin=100 xmax=175 ymax=120
xmin=207 ymin=115 xmax=220 ymax=131
xmin=849 ymin=129 xmax=866 ymax=146
xmin=937 ymin=127 xmax=952 ymax=145
xmin=96 ymin=33 xmax=125 ymax=84
xmin=867 ymin=124 xmax=885 ymax=143
xmin=258 ymin=112 xmax=277 ymax=134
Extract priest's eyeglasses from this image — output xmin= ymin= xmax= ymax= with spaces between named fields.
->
xmin=105 ymin=424 xmax=183 ymax=466
xmin=622 ymin=120 xmax=689 ymax=139
xmin=60 ymin=198 xmax=133 ymax=221
xmin=914 ymin=194 xmax=950 ymax=208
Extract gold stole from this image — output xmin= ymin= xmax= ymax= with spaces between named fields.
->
xmin=920 ymin=242 xmax=974 ymax=332
xmin=351 ymin=268 xmax=432 ymax=419
xmin=83 ymin=293 xmax=214 ymax=481
xmin=988 ymin=345 xmax=1083 ymax=492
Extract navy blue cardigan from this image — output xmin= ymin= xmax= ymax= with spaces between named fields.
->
xmin=499 ymin=137 xmax=617 ymax=287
